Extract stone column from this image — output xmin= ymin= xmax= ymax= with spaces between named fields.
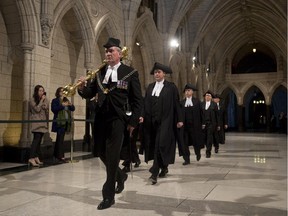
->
xmin=266 ymin=104 xmax=271 ymax=133
xmin=19 ymin=43 xmax=34 ymax=148
xmin=237 ymin=104 xmax=245 ymax=132
xmin=82 ymin=63 xmax=94 ymax=152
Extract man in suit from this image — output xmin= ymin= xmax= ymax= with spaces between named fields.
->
xmin=213 ymin=94 xmax=228 ymax=153
xmin=178 ymin=84 xmax=203 ymax=165
xmin=201 ymin=91 xmax=219 ymax=158
xmin=77 ymin=38 xmax=143 ymax=210
xmin=140 ymin=62 xmax=183 ymax=185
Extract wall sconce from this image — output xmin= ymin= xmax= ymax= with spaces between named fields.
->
xmin=253 ymin=48 xmax=256 ymax=53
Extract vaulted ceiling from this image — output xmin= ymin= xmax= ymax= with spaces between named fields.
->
xmin=160 ymin=0 xmax=287 ymax=73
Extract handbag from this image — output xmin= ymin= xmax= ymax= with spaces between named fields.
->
xmin=56 ymin=109 xmax=71 ymax=132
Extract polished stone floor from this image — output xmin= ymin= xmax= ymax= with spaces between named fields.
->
xmin=0 ymin=132 xmax=287 ymax=216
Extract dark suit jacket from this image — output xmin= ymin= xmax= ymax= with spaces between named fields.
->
xmin=201 ymin=100 xmax=219 ymax=128
xmin=78 ymin=63 xmax=142 ymax=157
xmin=79 ymin=63 xmax=143 ymax=128
xmin=181 ymin=97 xmax=203 ymax=142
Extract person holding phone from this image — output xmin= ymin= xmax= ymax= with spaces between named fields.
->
xmin=28 ymin=85 xmax=49 ymax=167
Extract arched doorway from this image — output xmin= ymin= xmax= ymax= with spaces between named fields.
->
xmin=244 ymin=86 xmax=266 ymax=131
xmin=222 ymin=88 xmax=238 ymax=131
xmin=271 ymin=85 xmax=287 ymax=133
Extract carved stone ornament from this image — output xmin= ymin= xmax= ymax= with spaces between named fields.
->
xmin=40 ymin=16 xmax=54 ymax=46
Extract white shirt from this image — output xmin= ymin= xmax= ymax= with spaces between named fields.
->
xmin=217 ymin=103 xmax=220 ymax=110
xmin=185 ymin=97 xmax=193 ymax=107
xmin=102 ymin=62 xmax=121 ymax=84
xmin=152 ymin=80 xmax=164 ymax=97
xmin=205 ymin=101 xmax=211 ymax=110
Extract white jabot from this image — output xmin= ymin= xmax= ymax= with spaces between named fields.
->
xmin=185 ymin=97 xmax=193 ymax=107
xmin=205 ymin=101 xmax=211 ymax=110
xmin=102 ymin=62 xmax=121 ymax=84
xmin=152 ymin=80 xmax=164 ymax=97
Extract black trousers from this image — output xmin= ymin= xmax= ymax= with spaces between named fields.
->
xmin=203 ymin=123 xmax=214 ymax=152
xmin=213 ymin=130 xmax=219 ymax=150
xmin=99 ymin=118 xmax=126 ymax=200
xmin=30 ymin=132 xmax=44 ymax=158
xmin=122 ymin=126 xmax=140 ymax=166
xmin=183 ymin=127 xmax=201 ymax=161
xmin=54 ymin=131 xmax=65 ymax=159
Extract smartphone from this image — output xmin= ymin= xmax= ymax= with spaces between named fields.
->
xmin=43 ymin=92 xmax=47 ymax=96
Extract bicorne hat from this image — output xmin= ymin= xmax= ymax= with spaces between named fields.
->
xmin=213 ymin=94 xmax=222 ymax=99
xmin=203 ymin=90 xmax=214 ymax=97
xmin=183 ymin=84 xmax=198 ymax=92
xmin=103 ymin=37 xmax=121 ymax=49
xmin=150 ymin=62 xmax=172 ymax=75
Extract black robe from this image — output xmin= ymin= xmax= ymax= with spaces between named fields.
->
xmin=178 ymin=97 xmax=204 ymax=153
xmin=141 ymin=80 xmax=183 ymax=165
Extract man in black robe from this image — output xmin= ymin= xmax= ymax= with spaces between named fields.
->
xmin=77 ymin=38 xmax=143 ymax=210
xmin=179 ymin=84 xmax=204 ymax=165
xmin=140 ymin=62 xmax=183 ymax=185
xmin=201 ymin=91 xmax=219 ymax=158
xmin=213 ymin=94 xmax=228 ymax=153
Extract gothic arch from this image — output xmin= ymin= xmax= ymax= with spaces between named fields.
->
xmin=132 ymin=11 xmax=163 ymax=85
xmin=169 ymin=51 xmax=187 ymax=91
xmin=270 ymin=82 xmax=288 ymax=95
xmin=52 ymin=0 xmax=95 ymax=66
xmin=241 ymin=82 xmax=268 ymax=102
xmin=94 ymin=14 xmax=119 ymax=41
xmin=16 ymin=0 xmax=38 ymax=45
xmin=218 ymin=83 xmax=239 ymax=98
xmin=132 ymin=11 xmax=162 ymax=61
xmin=93 ymin=13 xmax=120 ymax=68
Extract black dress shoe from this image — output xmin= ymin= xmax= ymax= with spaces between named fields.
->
xmin=182 ymin=161 xmax=190 ymax=165
xmin=159 ymin=168 xmax=168 ymax=178
xmin=196 ymin=154 xmax=201 ymax=161
xmin=115 ymin=173 xmax=128 ymax=194
xmin=134 ymin=161 xmax=141 ymax=168
xmin=215 ymin=148 xmax=219 ymax=153
xmin=149 ymin=175 xmax=157 ymax=185
xmin=97 ymin=198 xmax=115 ymax=210
xmin=206 ymin=152 xmax=211 ymax=158
xmin=122 ymin=166 xmax=131 ymax=173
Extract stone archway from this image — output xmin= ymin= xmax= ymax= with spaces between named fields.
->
xmin=271 ymin=85 xmax=287 ymax=133
xmin=244 ymin=86 xmax=266 ymax=131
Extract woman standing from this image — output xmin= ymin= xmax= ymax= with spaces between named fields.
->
xmin=29 ymin=85 xmax=49 ymax=167
xmin=51 ymin=87 xmax=75 ymax=163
